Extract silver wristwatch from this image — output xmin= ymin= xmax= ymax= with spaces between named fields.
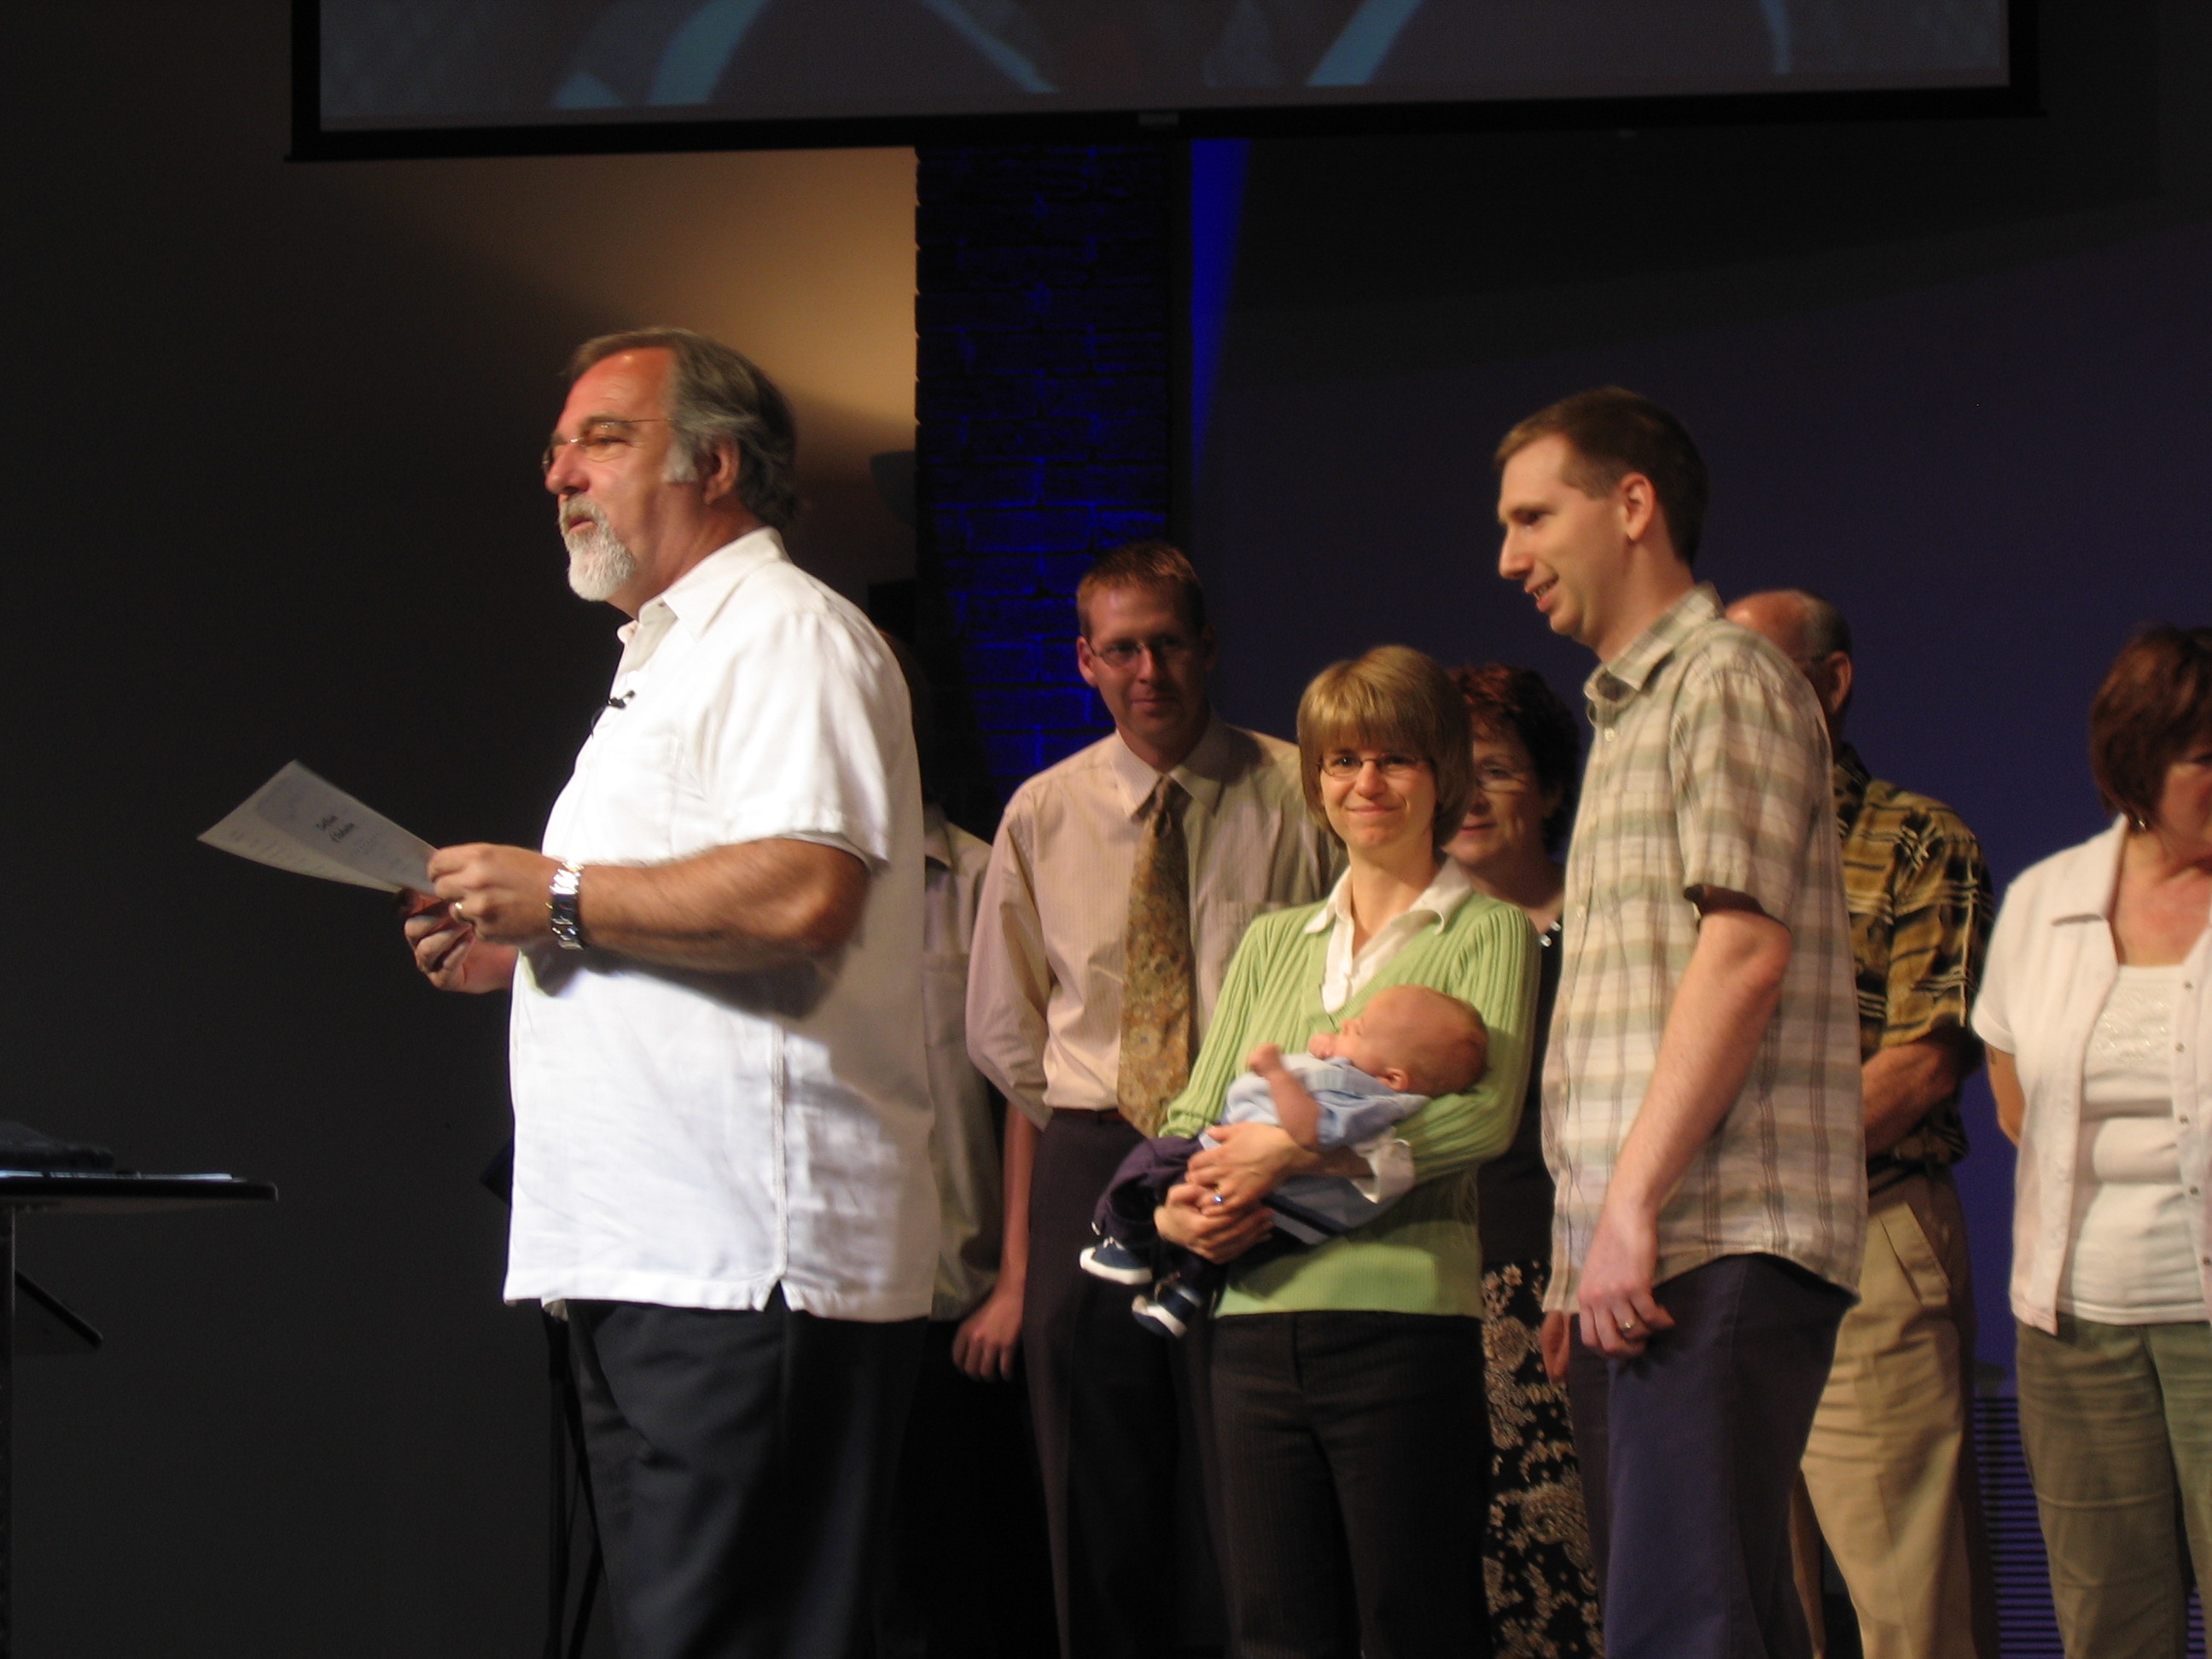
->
xmin=548 ymin=861 xmax=586 ymax=951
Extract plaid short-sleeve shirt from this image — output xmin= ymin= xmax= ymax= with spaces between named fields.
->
xmin=1545 ymin=585 xmax=1866 ymax=1306
xmin=1833 ymin=743 xmax=1993 ymax=1177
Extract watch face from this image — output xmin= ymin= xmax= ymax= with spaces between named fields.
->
xmin=550 ymin=864 xmax=586 ymax=948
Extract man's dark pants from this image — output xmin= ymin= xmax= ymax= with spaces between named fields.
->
xmin=567 ymin=1290 xmax=924 ymax=1659
xmin=878 ymin=1319 xmax=1058 ymax=1659
xmin=1025 ymin=1109 xmax=1227 ymax=1659
xmin=1564 ymin=1253 xmax=1850 ymax=1659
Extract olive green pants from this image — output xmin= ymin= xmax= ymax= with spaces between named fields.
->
xmin=2015 ymin=1313 xmax=2212 ymax=1659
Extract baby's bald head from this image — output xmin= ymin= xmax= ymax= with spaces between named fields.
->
xmin=1326 ymin=985 xmax=1489 ymax=1097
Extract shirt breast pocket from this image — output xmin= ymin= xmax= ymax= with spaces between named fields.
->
xmin=568 ymin=712 xmax=688 ymax=861
xmin=1590 ymin=782 xmax=1674 ymax=898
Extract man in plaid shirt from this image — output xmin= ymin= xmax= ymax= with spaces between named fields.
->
xmin=1730 ymin=589 xmax=1998 ymax=1659
xmin=1495 ymin=389 xmax=1866 ymax=1659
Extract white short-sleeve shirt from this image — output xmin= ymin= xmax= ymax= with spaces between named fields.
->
xmin=504 ymin=530 xmax=936 ymax=1323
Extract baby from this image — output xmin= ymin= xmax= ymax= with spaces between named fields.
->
xmin=1085 ymin=983 xmax=1490 ymax=1336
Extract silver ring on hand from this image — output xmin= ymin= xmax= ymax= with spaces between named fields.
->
xmin=1210 ymin=1192 xmax=1226 ymax=1206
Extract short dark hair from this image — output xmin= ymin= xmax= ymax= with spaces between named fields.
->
xmin=568 ymin=326 xmax=800 ymax=530
xmin=2089 ymin=624 xmax=2212 ymax=826
xmin=1075 ymin=541 xmax=1208 ymax=638
xmin=1450 ymin=663 xmax=1583 ymax=854
xmin=1298 ymin=646 xmax=1475 ymax=853
xmin=1494 ymin=387 xmax=1711 ymax=565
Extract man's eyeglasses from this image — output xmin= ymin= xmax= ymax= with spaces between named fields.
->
xmin=1318 ymin=752 xmax=1427 ymax=781
xmin=542 ymin=417 xmax=671 ymax=474
xmin=1086 ymin=635 xmax=1196 ymax=670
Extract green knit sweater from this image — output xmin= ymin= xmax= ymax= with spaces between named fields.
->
xmin=1159 ymin=893 xmax=1540 ymax=1318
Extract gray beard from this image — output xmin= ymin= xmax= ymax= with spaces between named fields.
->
xmin=562 ymin=503 xmax=638 ymax=602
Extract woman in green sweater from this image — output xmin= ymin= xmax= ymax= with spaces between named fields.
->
xmin=1156 ymin=645 xmax=1540 ymax=1659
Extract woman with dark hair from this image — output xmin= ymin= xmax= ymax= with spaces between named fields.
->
xmin=1152 ymin=644 xmax=1540 ymax=1659
xmin=1445 ymin=664 xmax=1603 ymax=1659
xmin=1973 ymin=624 xmax=2211 ymax=1658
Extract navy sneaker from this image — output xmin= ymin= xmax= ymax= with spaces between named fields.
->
xmin=1131 ymin=1277 xmax=1208 ymax=1340
xmin=1080 ymin=1236 xmax=1152 ymax=1285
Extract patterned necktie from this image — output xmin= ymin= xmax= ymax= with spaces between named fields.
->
xmin=1117 ymin=775 xmax=1196 ymax=1137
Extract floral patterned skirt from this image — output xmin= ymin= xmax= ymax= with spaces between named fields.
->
xmin=1483 ymin=1259 xmax=1604 ymax=1657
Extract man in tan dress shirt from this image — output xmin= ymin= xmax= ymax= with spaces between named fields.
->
xmin=963 ymin=541 xmax=1336 ymax=1659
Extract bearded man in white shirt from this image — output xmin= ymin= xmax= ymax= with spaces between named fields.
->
xmin=402 ymin=327 xmax=934 ymax=1659
xmin=963 ymin=541 xmax=1337 ymax=1659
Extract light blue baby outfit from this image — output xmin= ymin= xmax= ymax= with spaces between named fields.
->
xmin=1213 ymin=1053 xmax=1427 ymax=1236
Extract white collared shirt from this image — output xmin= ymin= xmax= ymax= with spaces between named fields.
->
xmin=1306 ymin=857 xmax=1476 ymax=1013
xmin=1973 ymin=817 xmax=2212 ymax=1332
xmin=966 ymin=719 xmax=1338 ymax=1125
xmin=504 ymin=529 xmax=936 ymax=1323
xmin=1299 ymin=859 xmax=1476 ymax=1202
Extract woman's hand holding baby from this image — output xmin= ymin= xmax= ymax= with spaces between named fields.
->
xmin=1155 ymin=1180 xmax=1276 ymax=1263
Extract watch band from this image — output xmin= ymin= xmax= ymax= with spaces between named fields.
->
xmin=548 ymin=861 xmax=586 ymax=951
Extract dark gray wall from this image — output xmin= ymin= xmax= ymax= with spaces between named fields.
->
xmin=1198 ymin=0 xmax=2212 ymax=1370
xmin=10 ymin=8 xmax=626 ymax=1654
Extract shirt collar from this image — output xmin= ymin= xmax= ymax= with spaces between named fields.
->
xmin=1832 ymin=742 xmax=1871 ymax=839
xmin=922 ymin=800 xmax=952 ymax=871
xmin=1585 ymin=583 xmax=1723 ymax=717
xmin=1104 ymin=713 xmax=1233 ymax=818
xmin=2046 ymin=815 xmax=2133 ymax=923
xmin=614 ymin=527 xmax=789 ymax=675
xmin=1302 ymin=857 xmax=1475 ymax=934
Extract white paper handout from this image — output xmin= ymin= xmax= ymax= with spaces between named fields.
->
xmin=200 ymin=762 xmax=437 ymax=894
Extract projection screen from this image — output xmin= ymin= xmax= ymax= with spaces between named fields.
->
xmin=306 ymin=0 xmax=2021 ymax=158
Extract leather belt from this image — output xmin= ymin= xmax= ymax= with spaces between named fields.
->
xmin=1051 ymin=1107 xmax=1126 ymax=1125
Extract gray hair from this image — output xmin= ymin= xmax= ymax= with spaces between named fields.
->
xmin=568 ymin=326 xmax=800 ymax=530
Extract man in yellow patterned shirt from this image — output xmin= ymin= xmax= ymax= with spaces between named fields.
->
xmin=1730 ymin=589 xmax=1998 ymax=1659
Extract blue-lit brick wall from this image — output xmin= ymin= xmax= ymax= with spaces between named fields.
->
xmin=915 ymin=145 xmax=1174 ymax=815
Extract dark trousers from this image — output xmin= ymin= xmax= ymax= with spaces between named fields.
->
xmin=1025 ymin=1111 xmax=1225 ymax=1659
xmin=879 ymin=1318 xmax=1058 ymax=1659
xmin=1565 ymin=1254 xmax=1850 ymax=1659
xmin=1563 ymin=1321 xmax=1614 ymax=1598
xmin=567 ymin=1291 xmax=924 ymax=1659
xmin=1211 ymin=1311 xmax=1493 ymax=1659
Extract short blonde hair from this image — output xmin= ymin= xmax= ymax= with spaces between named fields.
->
xmin=1074 ymin=541 xmax=1206 ymax=638
xmin=1296 ymin=646 xmax=1474 ymax=851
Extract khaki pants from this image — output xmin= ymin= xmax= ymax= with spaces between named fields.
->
xmin=2017 ymin=1314 xmax=2212 ymax=1659
xmin=1796 ymin=1170 xmax=1997 ymax=1659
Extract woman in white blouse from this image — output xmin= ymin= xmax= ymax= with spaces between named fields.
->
xmin=1973 ymin=624 xmax=2212 ymax=1659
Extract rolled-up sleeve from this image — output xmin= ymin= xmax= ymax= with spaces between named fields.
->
xmin=966 ymin=808 xmax=1054 ymax=1127
xmin=1672 ymin=659 xmax=1828 ymax=924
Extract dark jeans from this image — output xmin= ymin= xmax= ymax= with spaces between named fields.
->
xmin=1565 ymin=1253 xmax=1849 ymax=1659
xmin=1211 ymin=1310 xmax=1493 ymax=1659
xmin=567 ymin=1291 xmax=924 ymax=1659
xmin=1026 ymin=1112 xmax=1226 ymax=1659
